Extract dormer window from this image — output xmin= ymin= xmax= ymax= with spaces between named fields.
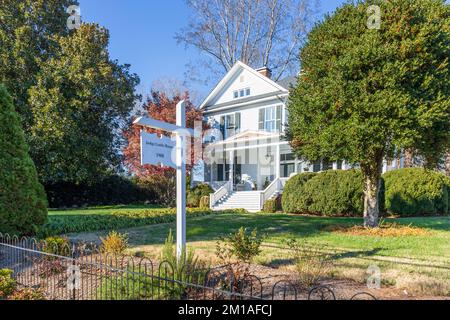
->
xmin=233 ymin=88 xmax=251 ymax=99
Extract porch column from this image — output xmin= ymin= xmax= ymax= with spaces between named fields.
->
xmin=275 ymin=144 xmax=281 ymax=179
xmin=229 ymin=150 xmax=234 ymax=184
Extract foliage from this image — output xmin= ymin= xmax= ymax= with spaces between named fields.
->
xmin=100 ymin=231 xmax=129 ymax=255
xmin=281 ymin=173 xmax=317 ymax=213
xmin=135 ymin=174 xmax=176 ymax=207
xmin=7 ymin=288 xmax=46 ymax=300
xmin=216 ymin=227 xmax=263 ymax=293
xmin=187 ymin=184 xmax=214 ymax=208
xmin=45 ymin=174 xmax=154 ymax=208
xmin=0 ymin=85 xmax=48 ymax=235
xmin=160 ymin=230 xmax=208 ymax=284
xmin=301 ymin=170 xmax=365 ymax=216
xmin=42 ymin=236 xmax=70 ymax=257
xmin=28 ymin=24 xmax=140 ymax=184
xmin=38 ymin=208 xmax=243 ymax=237
xmin=287 ymin=0 xmax=450 ymax=226
xmin=0 ymin=269 xmax=16 ymax=299
xmin=383 ymin=168 xmax=450 ymax=216
xmin=216 ymin=227 xmax=263 ymax=264
xmin=263 ymin=197 xmax=280 ymax=213
xmin=199 ymin=196 xmax=210 ymax=210
xmin=285 ymin=239 xmax=334 ymax=287
xmin=98 ymin=230 xmax=208 ymax=300
xmin=0 ymin=0 xmax=75 ymax=127
xmin=123 ymin=91 xmax=206 ymax=178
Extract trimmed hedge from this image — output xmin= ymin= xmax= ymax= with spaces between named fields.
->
xmin=281 ymin=173 xmax=317 ymax=214
xmin=45 ymin=175 xmax=155 ymax=208
xmin=383 ymin=168 xmax=450 ymax=216
xmin=282 ymin=170 xmax=364 ymax=216
xmin=303 ymin=170 xmax=364 ymax=216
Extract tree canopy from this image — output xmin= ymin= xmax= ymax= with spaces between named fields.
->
xmin=28 ymin=24 xmax=140 ymax=184
xmin=287 ymin=0 xmax=450 ymax=227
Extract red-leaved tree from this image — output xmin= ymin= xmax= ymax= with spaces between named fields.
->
xmin=123 ymin=91 xmax=206 ymax=178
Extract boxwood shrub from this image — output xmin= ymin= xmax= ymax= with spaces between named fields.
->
xmin=281 ymin=173 xmax=317 ymax=213
xmin=282 ymin=170 xmax=365 ymax=216
xmin=302 ymin=170 xmax=364 ymax=216
xmin=383 ymin=168 xmax=450 ymax=216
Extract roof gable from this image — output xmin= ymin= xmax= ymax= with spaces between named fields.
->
xmin=200 ymin=61 xmax=288 ymax=110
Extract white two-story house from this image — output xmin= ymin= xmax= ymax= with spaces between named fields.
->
xmin=198 ymin=61 xmax=403 ymax=212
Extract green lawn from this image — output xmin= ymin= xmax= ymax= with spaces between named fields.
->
xmin=43 ymin=205 xmax=235 ymax=237
xmin=51 ymin=206 xmax=449 ymax=295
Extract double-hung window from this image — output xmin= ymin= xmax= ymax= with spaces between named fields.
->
xmin=220 ymin=113 xmax=241 ymax=139
xmin=259 ymin=106 xmax=282 ymax=133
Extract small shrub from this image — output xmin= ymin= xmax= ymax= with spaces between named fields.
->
xmin=100 ymin=231 xmax=129 ymax=255
xmin=216 ymin=227 xmax=263 ymax=264
xmin=383 ymin=168 xmax=450 ymax=216
xmin=199 ymin=196 xmax=210 ymax=209
xmin=0 ymin=269 xmax=16 ymax=299
xmin=42 ymin=236 xmax=70 ymax=257
xmin=281 ymin=173 xmax=317 ymax=213
xmin=187 ymin=184 xmax=214 ymax=208
xmin=8 ymin=288 xmax=46 ymax=300
xmin=263 ymin=198 xmax=279 ymax=213
xmin=285 ymin=239 xmax=334 ymax=287
xmin=216 ymin=228 xmax=263 ymax=292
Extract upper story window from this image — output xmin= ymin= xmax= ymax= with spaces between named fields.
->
xmin=220 ymin=112 xmax=241 ymax=139
xmin=233 ymin=88 xmax=251 ymax=99
xmin=259 ymin=105 xmax=282 ymax=133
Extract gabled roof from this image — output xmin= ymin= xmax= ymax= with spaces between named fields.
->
xmin=199 ymin=61 xmax=289 ymax=110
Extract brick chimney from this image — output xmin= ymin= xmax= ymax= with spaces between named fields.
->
xmin=256 ymin=66 xmax=272 ymax=79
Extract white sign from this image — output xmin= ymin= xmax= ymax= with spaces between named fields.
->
xmin=134 ymin=101 xmax=187 ymax=260
xmin=140 ymin=131 xmax=176 ymax=168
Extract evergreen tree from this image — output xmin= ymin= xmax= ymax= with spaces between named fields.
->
xmin=0 ymin=85 xmax=47 ymax=235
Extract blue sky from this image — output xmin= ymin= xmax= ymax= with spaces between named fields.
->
xmin=78 ymin=0 xmax=348 ymax=101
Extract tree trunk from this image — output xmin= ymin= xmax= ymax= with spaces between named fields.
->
xmin=361 ymin=159 xmax=383 ymax=228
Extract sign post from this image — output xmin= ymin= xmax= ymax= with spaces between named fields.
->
xmin=134 ymin=100 xmax=190 ymax=260
xmin=176 ymin=101 xmax=186 ymax=259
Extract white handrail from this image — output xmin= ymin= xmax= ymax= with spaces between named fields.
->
xmin=260 ymin=178 xmax=282 ymax=209
xmin=210 ymin=181 xmax=232 ymax=209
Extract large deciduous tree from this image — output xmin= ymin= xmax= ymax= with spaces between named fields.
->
xmin=0 ymin=0 xmax=76 ymax=128
xmin=176 ymin=0 xmax=318 ymax=82
xmin=287 ymin=0 xmax=450 ymax=227
xmin=28 ymin=24 xmax=140 ymax=184
xmin=0 ymin=85 xmax=47 ymax=235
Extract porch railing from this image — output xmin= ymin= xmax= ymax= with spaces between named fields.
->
xmin=210 ymin=180 xmax=233 ymax=209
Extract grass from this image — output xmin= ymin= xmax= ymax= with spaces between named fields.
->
xmin=43 ymin=205 xmax=243 ymax=237
xmin=52 ymin=207 xmax=449 ymax=296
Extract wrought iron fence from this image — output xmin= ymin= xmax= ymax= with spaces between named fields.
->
xmin=0 ymin=233 xmax=376 ymax=301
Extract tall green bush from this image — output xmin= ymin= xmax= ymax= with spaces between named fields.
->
xmin=281 ymin=173 xmax=317 ymax=213
xmin=0 ymin=85 xmax=47 ymax=235
xmin=383 ymin=168 xmax=450 ymax=216
xmin=282 ymin=170 xmax=365 ymax=216
xmin=303 ymin=170 xmax=364 ymax=216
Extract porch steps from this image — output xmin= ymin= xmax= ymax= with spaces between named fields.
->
xmin=212 ymin=191 xmax=262 ymax=213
